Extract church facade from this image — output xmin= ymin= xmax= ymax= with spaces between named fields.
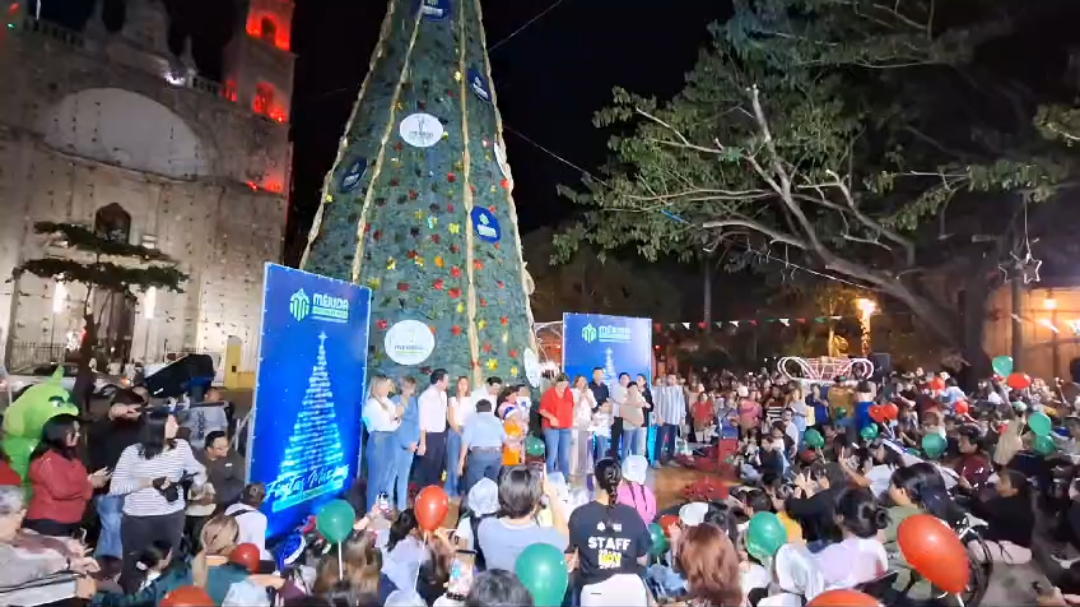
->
xmin=0 ymin=0 xmax=294 ymax=371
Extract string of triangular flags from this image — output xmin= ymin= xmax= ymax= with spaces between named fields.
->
xmin=654 ymin=315 xmax=852 ymax=333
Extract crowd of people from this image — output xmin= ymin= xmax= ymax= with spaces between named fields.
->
xmin=8 ymin=359 xmax=1080 ymax=606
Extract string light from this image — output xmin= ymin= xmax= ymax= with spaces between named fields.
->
xmin=488 ymin=0 xmax=574 ymax=53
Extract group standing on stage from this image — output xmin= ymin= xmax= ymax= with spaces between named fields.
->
xmin=362 ymin=367 xmax=693 ymax=508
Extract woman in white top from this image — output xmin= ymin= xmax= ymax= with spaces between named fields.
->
xmin=570 ymin=375 xmax=597 ymax=479
xmin=109 ymin=408 xmax=206 ymax=591
xmin=446 ymin=376 xmax=473 ymax=499
xmin=363 ymin=375 xmax=402 ymax=511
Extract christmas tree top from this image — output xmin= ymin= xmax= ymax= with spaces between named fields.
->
xmin=301 ymin=0 xmax=540 ymax=386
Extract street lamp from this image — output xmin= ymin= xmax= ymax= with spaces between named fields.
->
xmin=856 ymin=298 xmax=877 ymax=356
xmin=50 ymin=281 xmax=66 ymax=350
xmin=143 ymin=288 xmax=156 ymax=360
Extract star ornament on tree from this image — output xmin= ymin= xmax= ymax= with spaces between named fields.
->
xmin=999 ymin=251 xmax=1043 ymax=284
xmin=1020 ymin=256 xmax=1042 ymax=284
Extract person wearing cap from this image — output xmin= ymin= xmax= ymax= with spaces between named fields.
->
xmin=454 ymin=478 xmax=499 ymax=557
xmin=616 ymin=455 xmax=656 ymax=525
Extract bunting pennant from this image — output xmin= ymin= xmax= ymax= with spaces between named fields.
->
xmin=652 ymin=314 xmax=856 ymax=332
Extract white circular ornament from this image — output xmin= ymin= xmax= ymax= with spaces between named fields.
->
xmin=494 ymin=139 xmax=512 ymax=181
xmin=384 ymin=319 xmax=436 ymax=366
xmin=523 ymin=348 xmax=541 ymax=387
xmin=399 ymin=113 xmax=444 ymax=148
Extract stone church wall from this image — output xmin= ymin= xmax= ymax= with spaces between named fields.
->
xmin=0 ymin=19 xmax=289 ymax=371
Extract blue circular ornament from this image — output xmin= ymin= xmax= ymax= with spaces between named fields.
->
xmin=470 ymin=207 xmax=501 ymax=243
xmin=339 ymin=158 xmax=367 ymax=193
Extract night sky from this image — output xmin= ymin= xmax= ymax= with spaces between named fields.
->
xmin=38 ymin=0 xmax=730 ymax=265
xmin=286 ymin=0 xmax=732 ymax=263
xmin=39 ymin=0 xmax=1080 ymax=286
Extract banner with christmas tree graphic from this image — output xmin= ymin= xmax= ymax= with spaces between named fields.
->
xmin=247 ymin=264 xmax=373 ymax=537
xmin=562 ymin=314 xmax=653 ymax=388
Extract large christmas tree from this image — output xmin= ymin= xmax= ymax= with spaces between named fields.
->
xmin=301 ymin=0 xmax=539 ymax=386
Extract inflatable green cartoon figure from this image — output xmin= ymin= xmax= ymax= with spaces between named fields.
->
xmin=2 ymin=367 xmax=79 ymax=486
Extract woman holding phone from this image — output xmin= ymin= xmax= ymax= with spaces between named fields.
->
xmin=25 ymin=414 xmax=110 ymax=536
xmin=109 ymin=408 xmax=206 ymax=591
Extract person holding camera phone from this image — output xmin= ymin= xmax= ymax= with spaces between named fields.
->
xmin=108 ymin=408 xmax=206 ymax=592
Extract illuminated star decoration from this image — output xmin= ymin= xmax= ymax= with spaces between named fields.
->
xmin=1019 ymin=255 xmax=1042 ymax=284
xmin=999 ymin=251 xmax=1042 ymax=284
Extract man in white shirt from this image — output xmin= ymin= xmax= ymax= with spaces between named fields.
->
xmin=653 ymin=375 xmax=686 ymax=466
xmin=418 ymin=369 xmax=450 ymax=489
xmin=469 ymin=377 xmax=503 ymax=420
xmin=608 ymin=373 xmax=631 ymax=458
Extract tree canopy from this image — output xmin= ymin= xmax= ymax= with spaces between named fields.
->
xmin=13 ymin=222 xmax=188 ymax=300
xmin=557 ymin=0 xmax=1077 ymax=348
xmin=12 ymin=221 xmax=188 ymax=367
xmin=524 ymin=226 xmax=683 ymax=322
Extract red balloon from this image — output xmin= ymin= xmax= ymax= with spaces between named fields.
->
xmin=808 ymin=589 xmax=880 ymax=607
xmin=415 ymin=485 xmax=449 ymax=531
xmin=929 ymin=377 xmax=945 ymax=392
xmin=883 ymin=403 xmax=899 ymax=420
xmin=898 ymin=514 xmax=970 ymax=594
xmin=161 ymin=586 xmax=214 ymax=607
xmin=229 ymin=543 xmax=261 ymax=573
xmin=1007 ymin=372 xmax=1031 ymax=390
xmin=955 ymin=401 xmax=970 ymax=416
xmin=659 ymin=514 xmax=680 ymax=537
xmin=869 ymin=405 xmax=886 ymax=423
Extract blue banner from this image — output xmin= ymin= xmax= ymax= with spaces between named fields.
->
xmin=562 ymin=313 xmax=653 ymax=386
xmin=248 ymin=264 xmax=372 ymax=538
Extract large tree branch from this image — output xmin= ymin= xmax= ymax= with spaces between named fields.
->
xmin=745 ymin=85 xmax=831 ymax=254
xmin=822 ymin=169 xmax=916 ymax=266
xmin=700 ymin=218 xmax=808 ymax=250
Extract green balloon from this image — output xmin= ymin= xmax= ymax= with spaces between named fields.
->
xmin=836 ymin=407 xmax=848 ymax=419
xmin=1034 ymin=434 xmax=1056 ymax=456
xmin=906 ymin=447 xmax=921 ymax=457
xmin=525 ymin=436 xmax=546 ymax=457
xmin=860 ymin=424 xmax=879 ymax=441
xmin=1029 ymin=411 xmax=1053 ymax=437
xmin=746 ymin=512 xmax=787 ymax=562
xmin=921 ymin=433 xmax=946 ymax=459
xmin=804 ymin=428 xmax=825 ymax=449
xmin=648 ymin=522 xmax=669 ymax=556
xmin=991 ymin=355 xmax=1014 ymax=376
xmin=515 ymin=543 xmax=568 ymax=606
xmin=316 ymin=499 xmax=356 ymax=544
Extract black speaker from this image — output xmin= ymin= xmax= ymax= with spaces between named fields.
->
xmin=144 ymin=354 xmax=216 ymax=398
xmin=870 ymin=352 xmax=892 ymax=379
